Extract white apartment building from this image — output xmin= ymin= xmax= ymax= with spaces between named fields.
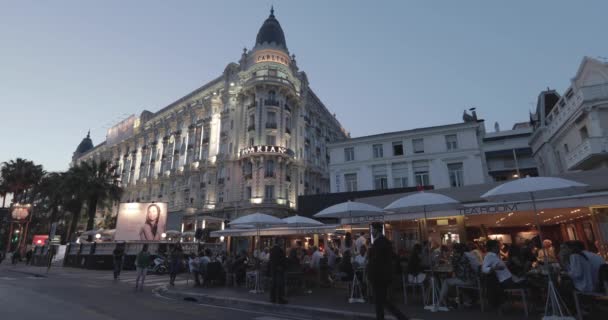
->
xmin=483 ymin=122 xmax=538 ymax=181
xmin=329 ymin=119 xmax=489 ymax=193
xmin=530 ymin=57 xmax=608 ymax=175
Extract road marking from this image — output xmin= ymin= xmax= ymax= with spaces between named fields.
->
xmin=0 ymin=277 xmax=17 ymax=281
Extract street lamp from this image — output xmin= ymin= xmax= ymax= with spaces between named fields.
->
xmin=95 ymin=233 xmax=101 ymax=240
xmin=161 ymin=232 xmax=167 ymax=239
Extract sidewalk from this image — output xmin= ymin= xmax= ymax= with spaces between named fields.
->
xmin=158 ymin=281 xmax=531 ymax=320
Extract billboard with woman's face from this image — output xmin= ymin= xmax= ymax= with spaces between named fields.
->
xmin=115 ymin=203 xmax=167 ymax=241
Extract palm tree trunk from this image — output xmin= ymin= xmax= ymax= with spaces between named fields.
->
xmin=66 ymin=202 xmax=83 ymax=243
xmin=86 ymin=196 xmax=98 ymax=232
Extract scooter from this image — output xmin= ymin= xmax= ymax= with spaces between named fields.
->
xmin=148 ymin=255 xmax=168 ymax=274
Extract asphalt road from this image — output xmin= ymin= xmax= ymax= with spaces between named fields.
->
xmin=0 ymin=265 xmax=305 ymax=320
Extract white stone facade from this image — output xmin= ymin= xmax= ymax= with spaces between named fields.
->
xmin=530 ymin=57 xmax=608 ymax=175
xmin=328 ymin=122 xmax=488 ymax=192
xmin=73 ymin=10 xmax=348 ymax=223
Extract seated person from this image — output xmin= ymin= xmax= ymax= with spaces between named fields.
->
xmin=537 ymin=239 xmax=557 ymax=264
xmin=353 ymin=245 xmax=367 ymax=269
xmin=440 ymin=243 xmax=477 ymax=307
xmin=337 ymin=250 xmax=354 ymax=281
xmin=483 ymin=240 xmax=523 ymax=309
xmin=406 ymin=243 xmax=425 ymax=283
xmin=567 ymin=241 xmax=605 ymax=292
xmin=507 ymin=244 xmax=527 ymax=277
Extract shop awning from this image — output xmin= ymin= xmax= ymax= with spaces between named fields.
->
xmin=210 ymin=224 xmax=340 ymax=237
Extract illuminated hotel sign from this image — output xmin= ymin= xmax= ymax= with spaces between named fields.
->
xmin=240 ymin=145 xmax=294 ymax=157
xmin=254 ymin=49 xmax=290 ymax=66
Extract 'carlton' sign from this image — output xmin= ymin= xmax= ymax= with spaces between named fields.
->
xmin=240 ymin=145 xmax=294 ymax=157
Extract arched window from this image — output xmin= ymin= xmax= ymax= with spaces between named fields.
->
xmin=268 ymin=90 xmax=276 ymax=101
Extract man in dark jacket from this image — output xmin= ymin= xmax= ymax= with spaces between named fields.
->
xmin=367 ymin=222 xmax=408 ymax=320
xmin=269 ymin=238 xmax=287 ymax=304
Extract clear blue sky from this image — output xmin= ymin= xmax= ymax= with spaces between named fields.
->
xmin=1 ymin=1 xmax=607 ymax=172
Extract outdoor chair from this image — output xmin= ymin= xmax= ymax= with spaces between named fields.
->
xmin=402 ymin=273 xmax=426 ymax=305
xmin=456 ymin=276 xmax=485 ymax=312
xmin=504 ymin=287 xmax=529 ymax=318
xmin=573 ymin=290 xmax=608 ymax=320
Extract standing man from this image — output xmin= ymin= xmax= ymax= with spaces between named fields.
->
xmin=367 ymin=222 xmax=408 ymax=320
xmin=112 ymin=245 xmax=125 ymax=280
xmin=269 ymin=238 xmax=287 ymax=304
xmin=356 ymin=232 xmax=367 ymax=254
xmin=135 ymin=244 xmax=150 ymax=291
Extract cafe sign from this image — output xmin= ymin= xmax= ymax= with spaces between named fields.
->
xmin=239 ymin=145 xmax=294 ymax=158
xmin=459 ymin=203 xmax=519 ymax=215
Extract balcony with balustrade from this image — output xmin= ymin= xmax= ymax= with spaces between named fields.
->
xmin=565 ymin=137 xmax=608 ymax=170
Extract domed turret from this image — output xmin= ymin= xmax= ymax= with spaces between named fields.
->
xmin=255 ymin=7 xmax=288 ymax=51
xmin=75 ymin=131 xmax=94 ymax=155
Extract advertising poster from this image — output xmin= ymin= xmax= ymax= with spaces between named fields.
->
xmin=115 ymin=202 xmax=167 ymax=241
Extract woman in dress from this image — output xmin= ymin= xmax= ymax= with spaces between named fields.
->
xmin=140 ymin=204 xmax=161 ymax=240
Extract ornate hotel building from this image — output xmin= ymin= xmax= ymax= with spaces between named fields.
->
xmin=73 ymin=9 xmax=348 ymax=229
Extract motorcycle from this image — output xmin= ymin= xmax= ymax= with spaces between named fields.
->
xmin=148 ymin=255 xmax=168 ymax=274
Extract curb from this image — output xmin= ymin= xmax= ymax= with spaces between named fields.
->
xmin=155 ymin=286 xmax=399 ymax=320
xmin=4 ymin=268 xmax=48 ymax=278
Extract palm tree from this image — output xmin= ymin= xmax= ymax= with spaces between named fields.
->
xmin=1 ymin=158 xmax=44 ymax=204
xmin=34 ymin=172 xmax=67 ymax=232
xmin=0 ymin=177 xmax=9 ymax=208
xmin=77 ymin=161 xmax=122 ymax=232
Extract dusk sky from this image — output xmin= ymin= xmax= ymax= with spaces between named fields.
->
xmin=2 ymin=1 xmax=607 ymax=172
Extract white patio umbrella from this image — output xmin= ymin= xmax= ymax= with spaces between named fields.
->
xmin=481 ymin=176 xmax=587 ymax=320
xmin=229 ymin=213 xmax=286 ymax=294
xmin=313 ymin=200 xmax=384 ymax=224
xmin=282 ymin=215 xmax=324 ymax=227
xmin=385 ymin=192 xmax=462 ymax=312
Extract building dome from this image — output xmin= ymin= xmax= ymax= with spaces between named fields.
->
xmin=255 ymin=7 xmax=287 ymax=50
xmin=75 ymin=131 xmax=94 ymax=154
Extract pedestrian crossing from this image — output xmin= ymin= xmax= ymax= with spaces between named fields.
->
xmin=56 ymin=270 xmax=189 ymax=288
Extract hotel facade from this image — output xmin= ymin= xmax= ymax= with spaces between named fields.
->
xmin=73 ymin=9 xmax=348 ymax=230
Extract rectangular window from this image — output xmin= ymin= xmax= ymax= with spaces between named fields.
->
xmin=266 ymin=111 xmax=277 ymax=128
xmin=265 ymin=159 xmax=275 ymax=177
xmin=413 ymin=160 xmax=430 ymax=186
xmin=344 ymin=147 xmax=355 ymax=161
xmin=264 ymin=185 xmax=274 ymax=199
xmin=413 ymin=138 xmax=424 ymax=153
xmin=372 ymin=164 xmax=388 ymax=190
xmin=372 ymin=144 xmax=384 ymax=158
xmin=445 ymin=134 xmax=458 ymax=151
xmin=392 ymin=141 xmax=404 ymax=156
xmin=218 ymin=191 xmax=224 ymax=203
xmin=245 ymin=187 xmax=252 ymax=199
xmin=391 ymin=162 xmax=408 ymax=188
xmin=447 ymin=162 xmax=464 ymax=187
xmin=344 ymin=173 xmax=357 ymax=192
xmin=266 ymin=135 xmax=276 ymax=145
xmin=249 ymin=138 xmax=254 ymax=147
xmin=564 ymin=144 xmax=569 ymax=153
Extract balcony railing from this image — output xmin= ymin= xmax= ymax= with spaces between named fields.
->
xmin=285 ymin=127 xmax=291 ymax=134
xmin=247 ymin=103 xmax=257 ymax=110
xmin=264 ymin=99 xmax=280 ymax=106
xmin=244 ymin=173 xmax=252 ymax=180
xmin=265 ymin=122 xmax=278 ymax=129
xmin=284 ymin=104 xmax=291 ymax=112
xmin=248 ymin=124 xmax=255 ymax=131
xmin=565 ymin=137 xmax=608 ymax=170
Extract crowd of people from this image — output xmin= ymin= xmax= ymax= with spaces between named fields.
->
xmin=402 ymin=236 xmax=607 ymax=312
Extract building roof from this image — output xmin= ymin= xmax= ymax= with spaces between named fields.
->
xmin=255 ymin=7 xmax=288 ymax=51
xmin=355 ymin=168 xmax=608 ymax=208
xmin=75 ymin=131 xmax=94 ymax=154
xmin=328 ymin=121 xmax=482 ymax=147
